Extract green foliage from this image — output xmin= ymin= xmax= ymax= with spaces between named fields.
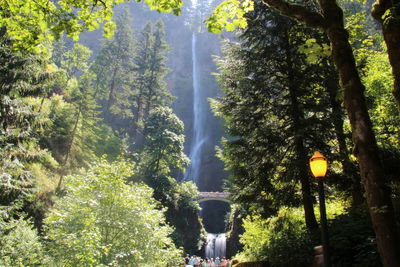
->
xmin=164 ymin=180 xmax=205 ymax=255
xmin=206 ymin=0 xmax=254 ymax=33
xmin=0 ymin=28 xmax=49 ymax=207
xmin=141 ymin=106 xmax=189 ymax=176
xmin=136 ymin=106 xmax=204 ymax=254
xmin=39 ymin=40 xmax=124 ymax=173
xmin=361 ymin=46 xmax=400 ymax=149
xmin=0 ymin=217 xmax=45 ymax=266
xmin=129 ymin=20 xmax=171 ymax=146
xmin=238 ymin=201 xmax=381 ymax=267
xmin=343 ymin=2 xmax=400 ymax=191
xmin=91 ymin=10 xmax=136 ymax=119
xmin=237 ymin=207 xmax=314 ymax=267
xmin=44 ymin=157 xmax=181 ymax=266
xmin=0 ymin=0 xmax=183 ymax=53
xmin=39 ymin=94 xmax=78 ymax=164
xmin=213 ymin=3 xmax=338 ymax=218
xmin=329 ymin=207 xmax=381 ymax=267
xmin=61 ymin=43 xmax=92 ymax=78
xmin=298 ymin=38 xmax=331 ymax=64
xmin=92 ymin=17 xmax=171 ymax=150
xmin=141 ymin=0 xmax=184 ymax=15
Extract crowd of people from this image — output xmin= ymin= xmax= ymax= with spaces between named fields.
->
xmin=183 ymin=255 xmax=232 ymax=267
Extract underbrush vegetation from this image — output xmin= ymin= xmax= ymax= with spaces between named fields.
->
xmin=235 ymin=201 xmax=381 ymax=267
xmin=236 ymin=207 xmax=315 ymax=267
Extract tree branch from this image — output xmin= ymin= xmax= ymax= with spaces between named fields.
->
xmin=262 ymin=0 xmax=326 ymax=28
xmin=94 ymin=0 xmax=108 ymax=8
xmin=371 ymin=0 xmax=392 ymax=23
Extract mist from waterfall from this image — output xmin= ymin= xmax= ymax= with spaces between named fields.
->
xmin=184 ymin=32 xmax=207 ymax=184
xmin=205 ymin=233 xmax=226 ymax=259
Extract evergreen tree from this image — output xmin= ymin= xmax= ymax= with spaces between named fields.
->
xmin=0 ymin=28 xmax=48 ymax=207
xmin=92 ymin=16 xmax=171 ymax=150
xmin=91 ymin=10 xmax=136 ymax=124
xmin=130 ymin=20 xmax=171 ymax=148
xmin=140 ymin=106 xmax=189 ymax=187
xmin=209 ymin=0 xmax=400 ymax=264
xmin=214 ymin=4 xmax=339 ymax=229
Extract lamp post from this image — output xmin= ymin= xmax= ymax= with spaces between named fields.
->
xmin=310 ymin=151 xmax=332 ymax=267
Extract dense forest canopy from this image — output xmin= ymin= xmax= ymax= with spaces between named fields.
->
xmin=1 ymin=0 xmax=400 ymax=266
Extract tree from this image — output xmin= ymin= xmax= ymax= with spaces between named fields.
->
xmin=61 ymin=43 xmax=92 ymax=79
xmin=45 ymin=157 xmax=181 ymax=266
xmin=138 ymin=107 xmax=204 ymax=254
xmin=91 ymin=10 xmax=136 ymax=122
xmin=0 ymin=217 xmax=45 ymax=266
xmin=0 ymin=27 xmax=48 ymax=207
xmin=130 ymin=20 xmax=171 ymax=148
xmin=39 ymin=41 xmax=123 ymax=190
xmin=92 ymin=18 xmax=171 ymax=149
xmin=140 ymin=106 xmax=189 ymax=182
xmin=213 ymin=4 xmax=354 ymax=229
xmin=208 ymin=0 xmax=400 ymax=265
xmin=0 ymin=0 xmax=183 ymax=53
xmin=372 ymin=0 xmax=400 ymax=107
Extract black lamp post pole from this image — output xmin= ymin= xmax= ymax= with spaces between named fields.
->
xmin=317 ymin=179 xmax=332 ymax=267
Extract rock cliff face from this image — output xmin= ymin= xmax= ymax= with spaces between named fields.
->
xmin=226 ymin=208 xmax=245 ymax=258
xmin=165 ymin=201 xmax=206 ymax=255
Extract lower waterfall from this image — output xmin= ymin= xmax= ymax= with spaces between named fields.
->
xmin=205 ymin=233 xmax=226 ymax=259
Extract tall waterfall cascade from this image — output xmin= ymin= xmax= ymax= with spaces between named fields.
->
xmin=205 ymin=233 xmax=226 ymax=259
xmin=185 ymin=0 xmax=228 ymax=258
xmin=184 ymin=33 xmax=207 ymax=183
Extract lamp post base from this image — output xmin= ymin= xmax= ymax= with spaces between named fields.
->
xmin=318 ymin=179 xmax=332 ymax=267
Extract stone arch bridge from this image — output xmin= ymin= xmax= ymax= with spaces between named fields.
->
xmin=196 ymin=191 xmax=231 ymax=203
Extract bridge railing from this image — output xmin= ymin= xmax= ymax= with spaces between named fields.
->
xmin=198 ymin=192 xmax=231 ymax=198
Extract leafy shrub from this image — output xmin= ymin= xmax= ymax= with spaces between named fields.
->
xmin=329 ymin=206 xmax=381 ymax=267
xmin=237 ymin=207 xmax=314 ymax=267
xmin=237 ymin=200 xmax=381 ymax=267
xmin=44 ymin=158 xmax=181 ymax=266
xmin=0 ymin=217 xmax=45 ymax=266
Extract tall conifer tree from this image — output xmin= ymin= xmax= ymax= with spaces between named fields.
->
xmin=214 ymin=4 xmax=338 ymax=229
xmin=0 ymin=28 xmax=48 ymax=207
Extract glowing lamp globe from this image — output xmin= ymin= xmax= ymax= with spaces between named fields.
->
xmin=310 ymin=151 xmax=328 ymax=178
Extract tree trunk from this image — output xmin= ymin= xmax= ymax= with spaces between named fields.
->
xmin=57 ymin=106 xmax=81 ymax=191
xmin=324 ymin=64 xmax=364 ymax=205
xmin=137 ymin=59 xmax=157 ymax=150
xmin=262 ymin=0 xmax=400 ymax=265
xmin=285 ymin=30 xmax=318 ymax=230
xmin=372 ymin=1 xmax=400 ymax=107
xmin=132 ymin=86 xmax=144 ymax=146
xmin=321 ymin=2 xmax=400 ymax=266
xmin=106 ymin=66 xmax=119 ymax=116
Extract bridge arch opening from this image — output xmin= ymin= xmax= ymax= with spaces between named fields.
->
xmin=199 ymin=200 xmax=231 ymax=234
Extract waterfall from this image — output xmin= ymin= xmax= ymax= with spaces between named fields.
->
xmin=184 ymin=33 xmax=207 ymax=183
xmin=205 ymin=233 xmax=226 ymax=259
